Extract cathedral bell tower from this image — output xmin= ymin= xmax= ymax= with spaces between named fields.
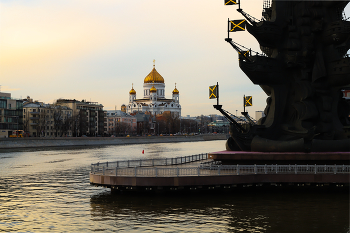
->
xmin=129 ymin=84 xmax=136 ymax=103
xmin=150 ymin=84 xmax=157 ymax=103
xmin=172 ymin=83 xmax=179 ymax=103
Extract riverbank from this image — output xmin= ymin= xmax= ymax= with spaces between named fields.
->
xmin=0 ymin=134 xmax=227 ymax=149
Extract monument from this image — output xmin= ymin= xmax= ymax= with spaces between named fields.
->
xmin=219 ymin=0 xmax=350 ymax=152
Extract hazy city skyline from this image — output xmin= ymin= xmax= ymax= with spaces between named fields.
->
xmin=1 ymin=0 xmax=349 ymax=117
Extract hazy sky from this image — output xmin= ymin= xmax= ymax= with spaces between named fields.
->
xmin=1 ymin=1 xmax=349 ymax=117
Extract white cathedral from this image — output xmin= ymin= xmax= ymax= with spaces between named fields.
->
xmin=125 ymin=62 xmax=181 ymax=116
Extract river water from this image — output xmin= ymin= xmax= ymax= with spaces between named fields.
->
xmin=0 ymin=140 xmax=349 ymax=232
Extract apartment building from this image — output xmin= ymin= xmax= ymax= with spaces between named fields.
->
xmin=56 ymin=99 xmax=107 ymax=136
xmin=0 ymin=92 xmax=23 ymax=138
xmin=106 ymin=110 xmax=137 ymax=136
xmin=23 ymin=99 xmax=73 ymax=137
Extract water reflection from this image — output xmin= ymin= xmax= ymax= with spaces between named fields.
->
xmin=90 ymin=191 xmax=349 ymax=233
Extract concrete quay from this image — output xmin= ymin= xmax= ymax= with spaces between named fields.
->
xmin=0 ymin=134 xmax=227 ymax=149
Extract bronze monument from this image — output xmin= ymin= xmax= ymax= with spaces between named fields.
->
xmin=220 ymin=0 xmax=350 ymax=152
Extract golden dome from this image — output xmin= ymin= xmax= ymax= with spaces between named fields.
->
xmin=150 ymin=85 xmax=157 ymax=93
xmin=144 ymin=66 xmax=164 ymax=83
xmin=172 ymin=83 xmax=179 ymax=94
xmin=129 ymin=84 xmax=136 ymax=94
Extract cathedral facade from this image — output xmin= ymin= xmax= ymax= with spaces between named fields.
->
xmin=126 ymin=63 xmax=181 ymax=116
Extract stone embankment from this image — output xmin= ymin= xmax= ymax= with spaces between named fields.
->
xmin=0 ymin=134 xmax=227 ymax=149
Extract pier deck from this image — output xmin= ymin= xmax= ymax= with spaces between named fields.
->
xmin=90 ymin=152 xmax=350 ymax=192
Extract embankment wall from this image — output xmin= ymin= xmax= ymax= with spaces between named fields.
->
xmin=0 ymin=134 xmax=227 ymax=149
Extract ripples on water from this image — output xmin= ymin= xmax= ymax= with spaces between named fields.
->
xmin=0 ymin=141 xmax=349 ymax=232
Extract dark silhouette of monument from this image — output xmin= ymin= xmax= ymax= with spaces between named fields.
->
xmin=221 ymin=0 xmax=350 ymax=152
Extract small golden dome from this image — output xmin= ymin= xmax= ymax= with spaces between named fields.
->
xmin=129 ymin=84 xmax=136 ymax=94
xmin=144 ymin=63 xmax=164 ymax=83
xmin=172 ymin=83 xmax=179 ymax=94
xmin=150 ymin=85 xmax=157 ymax=93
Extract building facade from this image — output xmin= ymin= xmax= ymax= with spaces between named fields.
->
xmin=56 ymin=99 xmax=107 ymax=136
xmin=0 ymin=92 xmax=23 ymax=137
xmin=23 ymin=99 xmax=73 ymax=137
xmin=126 ymin=63 xmax=181 ymax=116
xmin=106 ymin=110 xmax=137 ymax=136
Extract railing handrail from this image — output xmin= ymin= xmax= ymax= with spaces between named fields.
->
xmin=91 ymin=163 xmax=350 ymax=177
xmin=91 ymin=153 xmax=208 ymax=168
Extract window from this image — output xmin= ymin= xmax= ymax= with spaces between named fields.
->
xmin=0 ymin=100 xmax=6 ymax=109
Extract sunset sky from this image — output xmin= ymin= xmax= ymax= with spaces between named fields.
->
xmin=1 ymin=0 xmax=349 ymax=117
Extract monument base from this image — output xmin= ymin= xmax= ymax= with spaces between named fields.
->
xmin=208 ymin=151 xmax=350 ymax=165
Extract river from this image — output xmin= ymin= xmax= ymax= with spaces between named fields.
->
xmin=0 ymin=140 xmax=349 ymax=232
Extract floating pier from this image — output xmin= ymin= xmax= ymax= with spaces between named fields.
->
xmin=90 ymin=151 xmax=350 ymax=193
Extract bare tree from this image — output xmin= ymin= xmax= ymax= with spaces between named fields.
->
xmin=23 ymin=110 xmax=30 ymax=135
xmin=162 ymin=111 xmax=180 ymax=134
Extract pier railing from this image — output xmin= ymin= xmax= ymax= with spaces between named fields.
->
xmin=91 ymin=156 xmax=350 ymax=177
xmin=91 ymin=153 xmax=208 ymax=173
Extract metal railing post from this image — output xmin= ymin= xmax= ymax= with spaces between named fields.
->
xmin=155 ymin=167 xmax=158 ymax=177
xmin=135 ymin=167 xmax=137 ymax=177
xmin=177 ymin=167 xmax=179 ymax=177
xmin=315 ymin=164 xmax=317 ymax=174
xmin=254 ymin=164 xmax=257 ymax=174
xmin=106 ymin=162 xmax=108 ymax=167
xmin=264 ymin=164 xmax=267 ymax=174
xmin=103 ymin=166 xmax=105 ymax=175
xmin=295 ymin=164 xmax=297 ymax=174
xmin=128 ymin=160 xmax=130 ymax=167
xmin=237 ymin=164 xmax=239 ymax=175
xmin=116 ymin=167 xmax=118 ymax=176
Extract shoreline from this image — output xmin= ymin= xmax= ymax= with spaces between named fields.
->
xmin=0 ymin=134 xmax=227 ymax=149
